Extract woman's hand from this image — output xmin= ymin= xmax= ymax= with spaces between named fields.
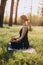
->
xmin=10 ymin=36 xmax=16 ymax=42
xmin=11 ymin=40 xmax=18 ymax=42
xmin=12 ymin=39 xmax=19 ymax=42
xmin=11 ymin=40 xmax=16 ymax=42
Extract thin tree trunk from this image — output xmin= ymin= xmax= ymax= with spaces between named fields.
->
xmin=14 ymin=0 xmax=19 ymax=24
xmin=9 ymin=0 xmax=14 ymax=26
xmin=29 ymin=0 xmax=32 ymax=31
xmin=0 ymin=0 xmax=7 ymax=27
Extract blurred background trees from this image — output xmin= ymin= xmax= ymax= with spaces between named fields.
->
xmin=0 ymin=0 xmax=7 ymax=27
xmin=9 ymin=0 xmax=14 ymax=26
xmin=14 ymin=0 xmax=19 ymax=24
xmin=0 ymin=0 xmax=43 ymax=27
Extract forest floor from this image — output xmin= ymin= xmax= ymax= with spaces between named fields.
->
xmin=0 ymin=25 xmax=43 ymax=65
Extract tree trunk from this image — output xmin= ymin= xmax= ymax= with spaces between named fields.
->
xmin=14 ymin=0 xmax=19 ymax=24
xmin=9 ymin=0 xmax=14 ymax=26
xmin=0 ymin=0 xmax=7 ymax=27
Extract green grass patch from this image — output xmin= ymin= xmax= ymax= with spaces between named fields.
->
xmin=0 ymin=25 xmax=43 ymax=65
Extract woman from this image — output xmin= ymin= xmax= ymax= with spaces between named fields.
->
xmin=10 ymin=15 xmax=30 ymax=49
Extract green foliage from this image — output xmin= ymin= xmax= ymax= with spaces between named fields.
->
xmin=0 ymin=25 xmax=43 ymax=65
xmin=28 ymin=15 xmax=43 ymax=26
xmin=29 ymin=27 xmax=32 ymax=31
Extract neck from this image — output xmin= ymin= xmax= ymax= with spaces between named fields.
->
xmin=23 ymin=21 xmax=28 ymax=26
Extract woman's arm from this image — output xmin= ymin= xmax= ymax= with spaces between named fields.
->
xmin=16 ymin=27 xmax=28 ymax=42
xmin=10 ymin=36 xmax=20 ymax=42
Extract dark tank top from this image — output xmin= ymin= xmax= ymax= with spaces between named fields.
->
xmin=19 ymin=26 xmax=28 ymax=41
xmin=19 ymin=26 xmax=29 ymax=49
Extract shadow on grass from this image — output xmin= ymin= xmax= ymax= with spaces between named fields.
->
xmin=0 ymin=44 xmax=15 ymax=64
xmin=0 ymin=50 xmax=14 ymax=61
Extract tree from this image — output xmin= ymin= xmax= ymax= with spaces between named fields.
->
xmin=0 ymin=0 xmax=7 ymax=27
xmin=9 ymin=0 xmax=14 ymax=26
xmin=14 ymin=0 xmax=19 ymax=24
xmin=29 ymin=0 xmax=32 ymax=31
xmin=38 ymin=0 xmax=43 ymax=17
xmin=41 ymin=0 xmax=43 ymax=17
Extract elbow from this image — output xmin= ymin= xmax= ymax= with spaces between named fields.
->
xmin=20 ymin=36 xmax=24 ymax=40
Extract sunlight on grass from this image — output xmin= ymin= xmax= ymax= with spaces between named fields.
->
xmin=0 ymin=25 xmax=43 ymax=65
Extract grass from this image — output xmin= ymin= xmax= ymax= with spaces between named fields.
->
xmin=0 ymin=25 xmax=43 ymax=65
